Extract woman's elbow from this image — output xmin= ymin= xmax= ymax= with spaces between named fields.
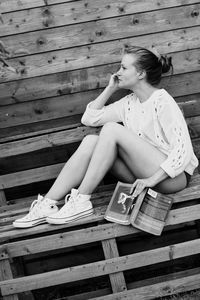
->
xmin=81 ymin=115 xmax=94 ymax=127
xmin=81 ymin=116 xmax=89 ymax=126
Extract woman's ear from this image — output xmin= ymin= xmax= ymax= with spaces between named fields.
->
xmin=138 ymin=70 xmax=146 ymax=80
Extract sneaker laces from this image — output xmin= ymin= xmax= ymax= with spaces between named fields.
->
xmin=59 ymin=189 xmax=79 ymax=215
xmin=27 ymin=195 xmax=56 ymax=219
xmin=29 ymin=195 xmax=43 ymax=211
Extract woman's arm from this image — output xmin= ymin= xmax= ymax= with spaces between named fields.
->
xmin=89 ymin=74 xmax=119 ymax=109
xmin=157 ymin=100 xmax=193 ymax=178
xmin=81 ymin=74 xmax=126 ymax=127
xmin=148 ymin=168 xmax=168 ymax=186
xmin=130 ymin=168 xmax=168 ymax=197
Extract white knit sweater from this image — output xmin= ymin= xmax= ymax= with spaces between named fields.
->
xmin=81 ymin=89 xmax=199 ymax=178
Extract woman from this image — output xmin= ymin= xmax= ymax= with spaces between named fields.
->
xmin=13 ymin=46 xmax=199 ymax=228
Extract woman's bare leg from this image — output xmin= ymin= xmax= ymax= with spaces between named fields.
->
xmin=117 ymin=144 xmax=187 ymax=193
xmin=78 ymin=122 xmax=187 ymax=195
xmin=110 ymin=156 xmax=136 ymax=183
xmin=45 ymin=133 xmax=136 ymax=200
xmin=45 ymin=135 xmax=99 ymax=200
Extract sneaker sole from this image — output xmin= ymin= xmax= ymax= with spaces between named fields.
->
xmin=13 ymin=218 xmax=47 ymax=228
xmin=46 ymin=208 xmax=94 ymax=225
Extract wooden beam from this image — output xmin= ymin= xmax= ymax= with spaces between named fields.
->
xmin=0 ymin=114 xmax=83 ymax=143
xmin=0 ymin=163 xmax=64 ymax=189
xmin=90 ymin=272 xmax=200 ymax=300
xmin=0 ymin=116 xmax=200 ymax=159
xmin=1 ymin=202 xmax=200 ymax=258
xmin=101 ymin=238 xmax=127 ymax=293
xmin=0 ymin=190 xmax=7 ymax=206
xmin=0 ymin=126 xmax=100 ymax=159
xmin=0 ymin=255 xmax=19 ymax=300
xmin=60 ymin=267 xmax=200 ymax=300
xmin=0 ymin=97 xmax=199 ymax=143
xmin=0 ymin=154 xmax=199 ymax=192
xmin=0 ymin=238 xmax=200 ymax=296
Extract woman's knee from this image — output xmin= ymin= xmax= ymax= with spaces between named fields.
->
xmin=80 ymin=135 xmax=99 ymax=153
xmin=82 ymin=134 xmax=98 ymax=144
xmin=100 ymin=122 xmax=120 ymax=138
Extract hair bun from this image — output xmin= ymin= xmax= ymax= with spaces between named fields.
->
xmin=159 ymin=55 xmax=172 ymax=74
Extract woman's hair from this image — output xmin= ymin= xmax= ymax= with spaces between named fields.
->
xmin=123 ymin=45 xmax=173 ymax=86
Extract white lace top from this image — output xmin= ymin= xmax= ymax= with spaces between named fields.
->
xmin=81 ymin=89 xmax=199 ymax=178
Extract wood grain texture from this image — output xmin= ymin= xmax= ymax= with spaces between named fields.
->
xmin=0 ymin=71 xmax=200 ymax=129
xmin=102 ymin=239 xmax=127 ymax=293
xmin=1 ymin=44 xmax=200 ymax=104
xmin=0 ymin=190 xmax=7 ymax=206
xmin=0 ymin=126 xmax=100 ymax=159
xmin=0 ymin=7 xmax=200 ymax=82
xmin=0 ymin=259 xmax=19 ymax=300
xmin=0 ymin=115 xmax=199 ymax=159
xmin=0 ymin=185 xmax=200 ymax=242
xmin=0 ymin=238 xmax=200 ymax=296
xmin=0 ymin=0 xmax=76 ymax=13
xmin=0 ymin=0 xmax=199 ymax=140
xmin=0 ymin=100 xmax=199 ymax=157
xmin=90 ymin=272 xmax=200 ymax=300
xmin=0 ymin=94 xmax=199 ymax=143
xmin=1 ymin=187 xmax=200 ymax=256
xmin=1 ymin=0 xmax=198 ymax=35
xmin=4 ymin=7 xmax=199 ymax=50
xmin=0 ymin=179 xmax=199 ymax=227
xmin=0 ymin=114 xmax=83 ymax=142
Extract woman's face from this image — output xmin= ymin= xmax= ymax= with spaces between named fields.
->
xmin=116 ymin=54 xmax=142 ymax=89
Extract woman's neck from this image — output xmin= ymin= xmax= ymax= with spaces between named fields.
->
xmin=132 ymin=83 xmax=159 ymax=103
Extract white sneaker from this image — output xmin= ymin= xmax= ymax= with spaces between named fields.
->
xmin=13 ymin=195 xmax=59 ymax=228
xmin=46 ymin=189 xmax=93 ymax=225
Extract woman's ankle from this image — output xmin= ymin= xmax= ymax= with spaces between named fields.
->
xmin=77 ymin=187 xmax=93 ymax=197
xmin=44 ymin=193 xmax=61 ymax=201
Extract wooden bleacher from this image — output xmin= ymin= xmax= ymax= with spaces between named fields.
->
xmin=0 ymin=0 xmax=200 ymax=299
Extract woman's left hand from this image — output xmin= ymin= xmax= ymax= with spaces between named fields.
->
xmin=130 ymin=178 xmax=155 ymax=198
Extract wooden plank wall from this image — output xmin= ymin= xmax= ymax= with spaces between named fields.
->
xmin=0 ymin=0 xmax=200 ymax=129
xmin=0 ymin=0 xmax=200 ymax=181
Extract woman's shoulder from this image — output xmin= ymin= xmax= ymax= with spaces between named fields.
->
xmin=154 ymin=89 xmax=185 ymax=121
xmin=154 ymin=89 xmax=177 ymax=109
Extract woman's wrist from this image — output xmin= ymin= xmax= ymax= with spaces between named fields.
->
xmin=149 ymin=168 xmax=168 ymax=186
xmin=89 ymin=85 xmax=115 ymax=109
xmin=106 ymin=85 xmax=118 ymax=93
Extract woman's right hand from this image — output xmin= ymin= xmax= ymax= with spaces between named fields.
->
xmin=108 ymin=73 xmax=120 ymax=91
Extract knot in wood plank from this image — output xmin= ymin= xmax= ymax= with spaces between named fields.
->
xmin=161 ymin=285 xmax=173 ymax=294
xmin=132 ymin=18 xmax=139 ymax=25
xmin=37 ymin=37 xmax=46 ymax=46
xmin=191 ymin=10 xmax=199 ymax=17
xmin=0 ymin=247 xmax=9 ymax=261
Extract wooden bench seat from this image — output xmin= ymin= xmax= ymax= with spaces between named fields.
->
xmin=0 ymin=171 xmax=200 ymax=299
xmin=0 ymin=114 xmax=83 ymax=144
xmin=0 ymin=174 xmax=200 ymax=241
